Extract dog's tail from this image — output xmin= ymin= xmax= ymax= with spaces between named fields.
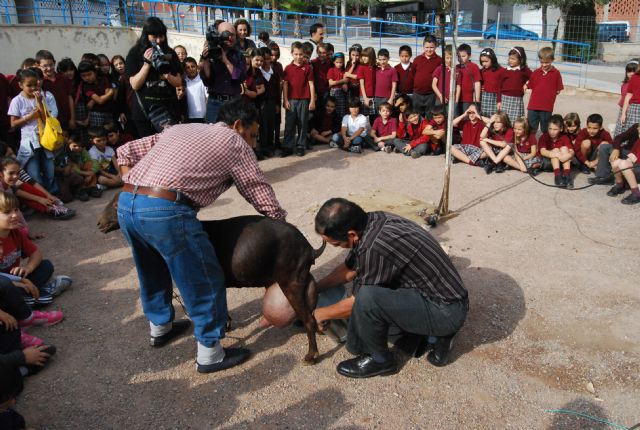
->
xmin=312 ymin=240 xmax=326 ymax=262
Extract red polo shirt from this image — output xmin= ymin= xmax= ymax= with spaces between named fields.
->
xmin=357 ymin=65 xmax=376 ymax=98
xmin=374 ymin=65 xmax=398 ymax=99
xmin=527 ymin=67 xmax=564 ymax=112
xmin=538 ymin=133 xmax=572 ymax=155
xmin=429 ymin=119 xmax=446 ymax=131
xmin=432 ymin=65 xmax=459 ymax=101
xmin=372 ymin=116 xmax=397 ymax=137
xmin=459 ymin=119 xmax=484 ymax=147
xmin=481 ymin=66 xmax=505 ymax=101
xmin=456 ymin=61 xmax=481 ymax=103
xmin=573 ymin=128 xmax=612 ymax=162
xmin=284 ymin=62 xmax=313 ymax=100
xmin=626 ymin=74 xmax=640 ymax=105
xmin=410 ymin=53 xmax=442 ymax=95
xmin=516 ymin=134 xmax=537 ymax=153
xmin=327 ymin=67 xmax=345 ymax=89
xmin=311 ymin=58 xmax=331 ymax=95
xmin=501 ymin=67 xmax=531 ymax=98
xmin=490 ymin=128 xmax=514 ymax=144
xmin=395 ymin=63 xmax=413 ymax=94
xmin=42 ymin=73 xmax=73 ymax=125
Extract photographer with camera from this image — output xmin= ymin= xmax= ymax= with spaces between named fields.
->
xmin=200 ymin=21 xmax=247 ymax=123
xmin=125 ymin=17 xmax=182 ymax=138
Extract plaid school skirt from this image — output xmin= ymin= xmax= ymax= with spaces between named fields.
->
xmin=620 ymin=103 xmax=640 ymax=136
xmin=453 ymin=143 xmax=483 ymax=164
xmin=614 ymin=107 xmax=624 ymax=137
xmin=501 ymin=95 xmax=524 ymax=124
xmin=330 ymin=88 xmax=347 ymax=118
xmin=89 ymin=111 xmax=113 ymax=128
xmin=481 ymin=92 xmax=498 ymax=117
xmin=359 ymin=96 xmax=373 ymax=116
xmin=516 ymin=152 xmax=543 ymax=169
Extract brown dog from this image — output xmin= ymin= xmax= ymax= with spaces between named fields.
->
xmin=98 ymin=192 xmax=325 ymax=363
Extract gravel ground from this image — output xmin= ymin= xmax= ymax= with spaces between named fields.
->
xmin=14 ymin=91 xmax=639 ymax=429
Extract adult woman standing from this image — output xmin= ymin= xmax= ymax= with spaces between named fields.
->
xmin=234 ymin=19 xmax=257 ymax=51
xmin=125 ymin=17 xmax=182 ymax=138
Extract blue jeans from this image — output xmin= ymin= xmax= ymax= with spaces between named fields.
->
xmin=206 ymin=98 xmax=224 ymax=124
xmin=117 ymin=192 xmax=227 ymax=347
xmin=331 ymin=134 xmax=363 ymax=147
xmin=24 ymin=148 xmax=57 ymax=194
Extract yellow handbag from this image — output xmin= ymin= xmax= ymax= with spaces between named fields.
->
xmin=37 ymin=96 xmax=65 ymax=152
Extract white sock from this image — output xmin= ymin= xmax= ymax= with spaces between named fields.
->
xmin=197 ymin=341 xmax=224 ymax=365
xmin=149 ymin=321 xmax=172 ymax=337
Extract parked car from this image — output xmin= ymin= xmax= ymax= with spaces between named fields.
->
xmin=483 ymin=23 xmax=539 ymax=40
xmin=597 ymin=21 xmax=630 ymax=42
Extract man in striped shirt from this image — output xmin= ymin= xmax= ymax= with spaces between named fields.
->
xmin=116 ymin=98 xmax=286 ymax=373
xmin=313 ymin=198 xmax=468 ymax=378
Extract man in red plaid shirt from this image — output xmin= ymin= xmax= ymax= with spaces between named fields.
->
xmin=116 ymin=98 xmax=286 ymax=373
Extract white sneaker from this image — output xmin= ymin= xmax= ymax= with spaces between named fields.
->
xmin=96 ymin=184 xmax=108 ymax=191
xmin=329 ymin=141 xmax=339 ymax=148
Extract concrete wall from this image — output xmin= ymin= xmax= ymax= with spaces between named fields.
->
xmin=599 ymin=42 xmax=640 ymax=62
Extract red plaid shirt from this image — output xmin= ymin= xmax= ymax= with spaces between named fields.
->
xmin=117 ymin=123 xmax=287 ymax=219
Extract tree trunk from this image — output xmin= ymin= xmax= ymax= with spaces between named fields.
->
xmin=340 ymin=0 xmax=346 ymax=37
xmin=271 ymin=0 xmax=280 ymax=36
xmin=541 ymin=4 xmax=547 ymax=39
xmin=294 ymin=14 xmax=301 ymax=38
xmin=554 ymin=8 xmax=569 ymax=61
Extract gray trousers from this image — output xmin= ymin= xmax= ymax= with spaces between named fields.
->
xmin=284 ymin=99 xmax=310 ymax=149
xmin=412 ymin=93 xmax=437 ymax=118
xmin=347 ymin=285 xmax=468 ymax=358
xmin=392 ymin=139 xmax=429 ymax=155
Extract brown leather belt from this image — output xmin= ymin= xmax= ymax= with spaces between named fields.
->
xmin=122 ymin=183 xmax=195 ymax=208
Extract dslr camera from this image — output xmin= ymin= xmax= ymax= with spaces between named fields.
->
xmin=149 ymin=40 xmax=172 ymax=74
xmin=205 ymin=24 xmax=233 ymax=60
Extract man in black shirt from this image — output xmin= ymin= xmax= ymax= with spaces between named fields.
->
xmin=313 ymin=198 xmax=469 ymax=378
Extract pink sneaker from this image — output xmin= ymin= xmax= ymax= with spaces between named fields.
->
xmin=21 ymin=330 xmax=43 ymax=348
xmin=20 ymin=310 xmax=64 ymax=329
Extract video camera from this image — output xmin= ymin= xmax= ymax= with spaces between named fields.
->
xmin=205 ymin=24 xmax=233 ymax=60
xmin=149 ymin=41 xmax=172 ymax=74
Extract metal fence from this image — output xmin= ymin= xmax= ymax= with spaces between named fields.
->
xmin=1 ymin=0 xmax=607 ymax=88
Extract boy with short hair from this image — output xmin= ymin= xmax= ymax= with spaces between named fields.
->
xmin=310 ymin=96 xmax=341 ymax=145
xmin=526 ymin=47 xmax=563 ymax=134
xmin=183 ymin=57 xmax=207 ymax=123
xmin=573 ymin=113 xmax=612 ymax=174
xmin=395 ymin=45 xmax=413 ymax=97
xmin=391 ymin=109 xmax=431 ymax=158
xmin=330 ymin=98 xmax=369 ymax=153
xmin=283 ymin=41 xmax=316 ymax=157
xmin=424 ymin=105 xmax=447 ymax=155
xmin=410 ymin=35 xmax=442 ymax=118
xmin=455 ymin=44 xmax=481 ymax=116
xmin=370 ymin=102 xmax=397 ymax=152
xmin=539 ymin=114 xmax=574 ymax=188
xmin=35 ymin=49 xmax=75 ymax=130
xmin=374 ymin=49 xmax=398 ymax=111
xmin=87 ymin=127 xmax=122 ymax=189
xmin=311 ymin=43 xmax=332 ymax=110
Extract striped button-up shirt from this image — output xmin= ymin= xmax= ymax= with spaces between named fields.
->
xmin=346 ymin=212 xmax=467 ymax=303
xmin=117 ymin=123 xmax=286 ymax=219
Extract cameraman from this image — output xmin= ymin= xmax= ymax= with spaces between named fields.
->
xmin=200 ymin=21 xmax=247 ymax=123
xmin=125 ymin=17 xmax=182 ymax=138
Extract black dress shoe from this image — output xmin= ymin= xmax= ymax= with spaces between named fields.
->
xmin=495 ymin=162 xmax=506 ymax=173
xmin=554 ymin=175 xmax=566 ymax=188
xmin=607 ymin=184 xmax=626 ymax=197
xmin=279 ymin=148 xmax=293 ymax=158
xmin=484 ymin=161 xmax=495 ymax=175
xmin=588 ymin=175 xmax=614 ymax=185
xmin=336 ymin=354 xmax=397 ymax=378
xmin=565 ymin=175 xmax=574 ymax=189
xmin=427 ymin=333 xmax=456 ymax=367
xmin=197 ymin=347 xmax=251 ymax=373
xmin=296 ymin=147 xmax=305 ymax=157
xmin=622 ymin=193 xmax=640 ymax=205
xmin=580 ymin=164 xmax=591 ymax=175
xmin=150 ymin=320 xmax=191 ymax=347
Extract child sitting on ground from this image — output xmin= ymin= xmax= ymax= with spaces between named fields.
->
xmin=369 ymin=102 xmax=397 ymax=152
xmin=104 ymin=122 xmax=133 ymax=151
xmin=391 ymin=109 xmax=430 ymax=158
xmin=563 ymin=112 xmax=580 ymax=146
xmin=539 ymin=114 xmax=575 ymax=188
xmin=423 ymin=105 xmax=447 ymax=155
xmin=67 ymin=132 xmax=101 ymax=197
xmin=451 ymin=104 xmax=488 ymax=166
xmin=310 ymin=96 xmax=341 ymax=146
xmin=573 ymin=113 xmax=612 ymax=175
xmin=54 ymin=142 xmax=87 ymax=203
xmin=502 ymin=117 xmax=543 ymax=174
xmin=479 ymin=111 xmax=514 ymax=174
xmin=0 ymin=191 xmax=72 ymax=306
xmin=605 ymin=123 xmax=640 ymax=204
xmin=88 ymin=127 xmax=123 ymax=189
xmin=331 ymin=98 xmax=370 ymax=153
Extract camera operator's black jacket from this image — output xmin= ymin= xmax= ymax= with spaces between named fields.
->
xmin=200 ymin=47 xmax=247 ymax=97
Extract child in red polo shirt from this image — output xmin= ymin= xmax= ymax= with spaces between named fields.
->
xmin=423 ymin=105 xmax=447 ymax=155
xmin=357 ymin=47 xmax=377 ymax=118
xmin=311 ymin=43 xmax=332 ymax=109
xmin=391 ymin=109 xmax=430 ymax=158
xmin=432 ymin=45 xmax=458 ymax=109
xmin=373 ymin=49 xmax=398 ymax=115
xmin=345 ymin=47 xmax=361 ymax=100
xmin=539 ymin=114 xmax=575 ymax=188
xmin=395 ymin=45 xmax=413 ymax=97
xmin=328 ymin=53 xmax=348 ymax=118
xmin=77 ymin=61 xmax=114 ymax=128
xmin=451 ymin=104 xmax=487 ymax=166
xmin=573 ymin=113 xmax=612 ymax=174
xmin=502 ymin=117 xmax=543 ymax=174
xmin=563 ymin=112 xmax=581 ymax=145
xmin=455 ymin=44 xmax=481 ymax=117
xmin=525 ymin=47 xmax=563 ymax=134
xmin=607 ymin=123 xmax=640 ymax=204
xmin=370 ymin=102 xmax=397 ymax=152
xmin=36 ymin=50 xmax=75 ymax=130
xmin=282 ymin=41 xmax=316 ymax=157
xmin=410 ymin=35 xmax=441 ymax=118
xmin=620 ymin=68 xmax=640 ymax=136
xmin=310 ymin=96 xmax=341 ymax=146
xmin=479 ymin=111 xmax=514 ymax=174
xmin=614 ymin=60 xmax=639 ymax=137
xmin=479 ymin=48 xmax=504 ymax=117
xmin=500 ymin=46 xmax=531 ymax=125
